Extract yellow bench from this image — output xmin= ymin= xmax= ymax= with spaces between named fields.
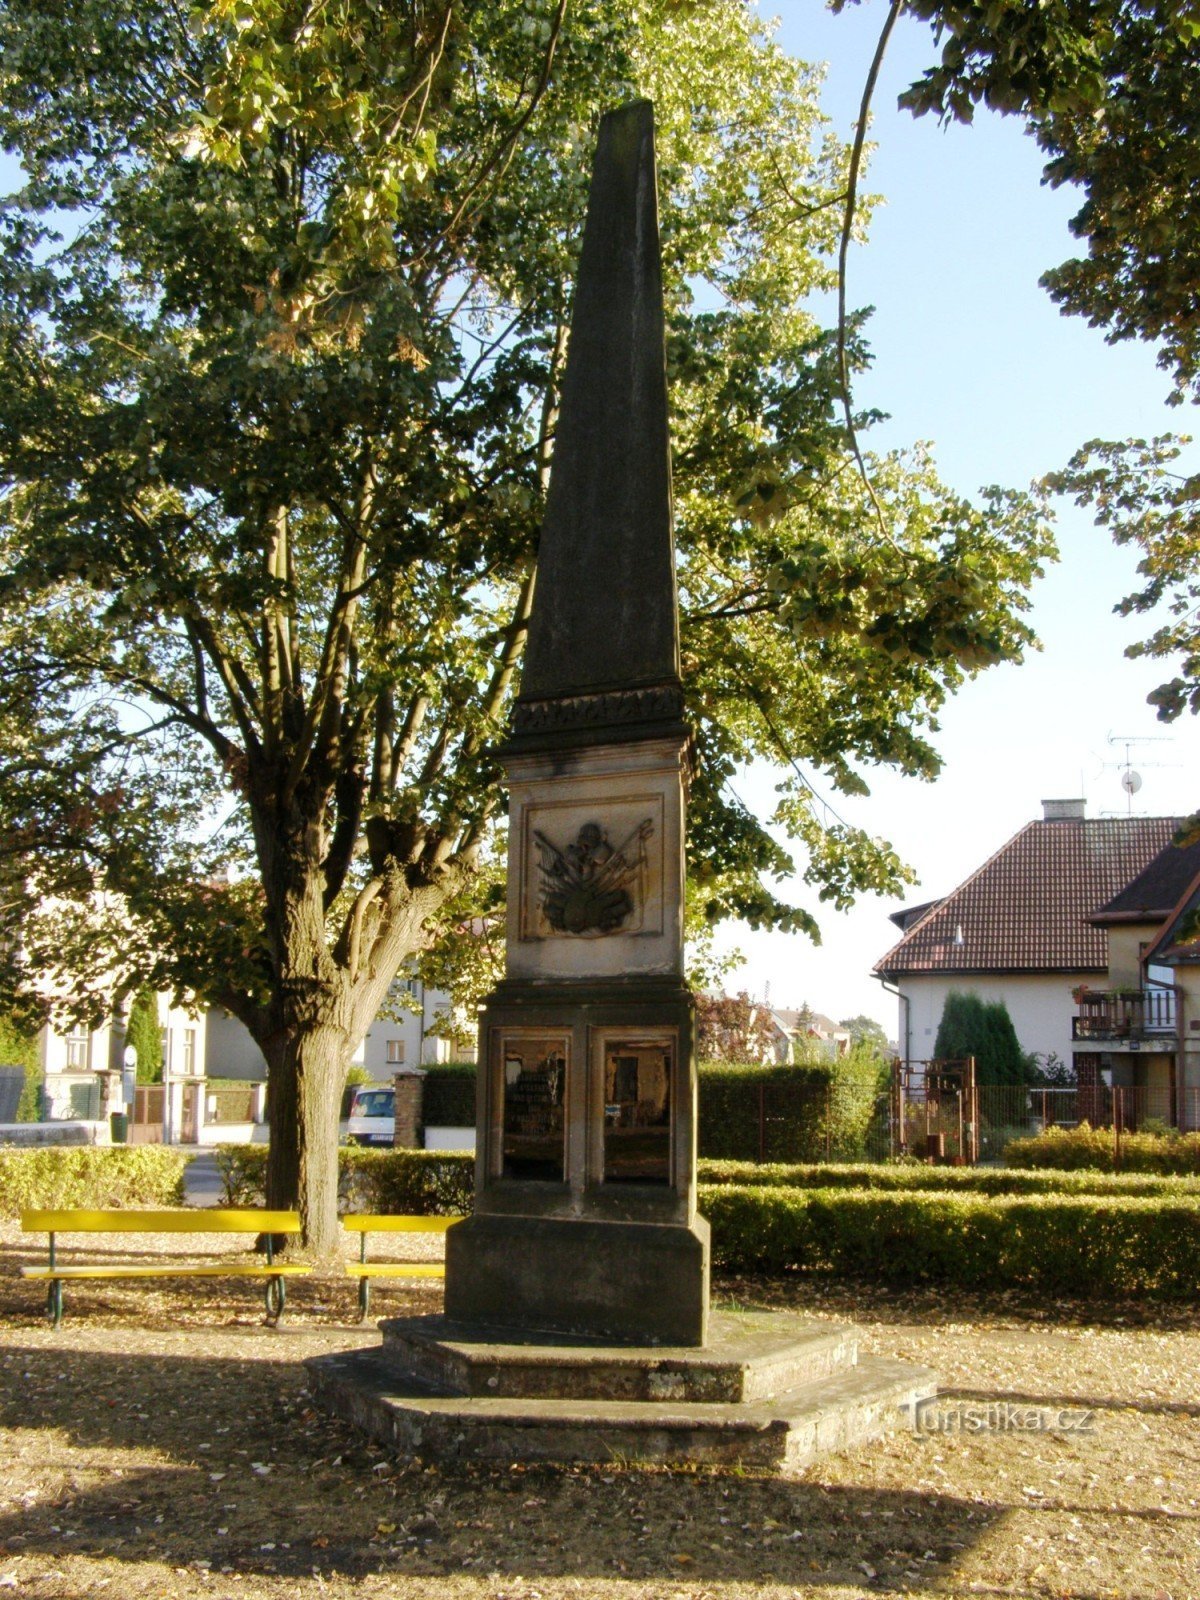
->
xmin=20 ymin=1208 xmax=311 ymax=1327
xmin=342 ymin=1214 xmax=457 ymax=1320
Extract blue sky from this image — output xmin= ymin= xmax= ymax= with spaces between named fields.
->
xmin=715 ymin=2 xmax=1200 ymax=1031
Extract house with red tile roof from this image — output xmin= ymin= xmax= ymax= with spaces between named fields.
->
xmin=1072 ymin=835 xmax=1200 ymax=1127
xmin=874 ymin=799 xmax=1181 ymax=1075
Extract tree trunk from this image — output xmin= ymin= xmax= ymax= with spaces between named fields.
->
xmin=263 ymin=1025 xmax=350 ymax=1261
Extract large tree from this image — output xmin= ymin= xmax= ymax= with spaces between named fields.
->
xmin=0 ymin=0 xmax=1052 ymax=1252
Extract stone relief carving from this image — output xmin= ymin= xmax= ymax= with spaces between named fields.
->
xmin=534 ymin=818 xmax=654 ymax=936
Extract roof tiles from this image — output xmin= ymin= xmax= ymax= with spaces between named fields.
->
xmin=874 ymin=816 xmax=1181 ymax=977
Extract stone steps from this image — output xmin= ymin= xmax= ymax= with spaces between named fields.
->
xmin=376 ymin=1311 xmax=859 ymax=1403
xmin=307 ymin=1312 xmax=936 ymax=1471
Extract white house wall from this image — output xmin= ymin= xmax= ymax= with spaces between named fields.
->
xmin=204 ymin=983 xmax=457 ymax=1082
xmin=891 ymin=972 xmax=1095 ymax=1069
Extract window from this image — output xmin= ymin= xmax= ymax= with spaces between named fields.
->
xmin=65 ymin=1029 xmax=89 ymax=1069
xmin=386 ymin=1039 xmax=405 ymax=1064
xmin=181 ymin=1028 xmax=196 ymax=1075
xmin=602 ymin=1037 xmax=672 ymax=1185
xmin=497 ymin=1033 xmax=569 ymax=1181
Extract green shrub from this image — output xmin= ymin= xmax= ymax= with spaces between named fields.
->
xmin=699 ymin=1184 xmax=1200 ymax=1299
xmin=126 ymin=987 xmax=164 ymax=1083
xmin=696 ymin=1061 xmax=832 ymax=1161
xmin=341 ymin=1147 xmax=474 ymax=1215
xmin=697 ymin=1159 xmax=1200 ymax=1196
xmin=422 ymin=1064 xmax=477 ymax=1128
xmin=934 ymin=991 xmax=1028 ymax=1086
xmin=1003 ymin=1123 xmax=1200 ymax=1175
xmin=0 ymin=1012 xmax=42 ymax=1121
xmin=211 ymin=1143 xmax=474 ymax=1215
xmin=0 ymin=1146 xmax=188 ymax=1214
xmin=213 ymin=1143 xmax=269 ymax=1205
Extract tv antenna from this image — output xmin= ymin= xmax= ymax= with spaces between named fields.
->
xmin=1106 ymin=733 xmax=1173 ymax=814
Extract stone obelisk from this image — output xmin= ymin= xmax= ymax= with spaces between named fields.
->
xmin=444 ymin=99 xmax=709 ymax=1346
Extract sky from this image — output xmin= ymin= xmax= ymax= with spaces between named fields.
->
xmin=710 ymin=2 xmax=1200 ymax=1036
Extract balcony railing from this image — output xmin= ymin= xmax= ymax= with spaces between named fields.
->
xmin=1072 ymin=987 xmax=1177 ymax=1042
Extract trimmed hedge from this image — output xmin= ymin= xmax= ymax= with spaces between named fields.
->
xmin=697 ymin=1159 xmax=1200 ymax=1197
xmin=422 ymin=1064 xmax=477 ymax=1128
xmin=699 ymin=1184 xmax=1200 ymax=1299
xmin=0 ymin=1146 xmax=188 ymax=1215
xmin=212 ymin=1143 xmax=474 ymax=1215
xmin=409 ymin=1059 xmax=886 ymax=1161
xmin=1003 ymin=1124 xmax=1200 ymax=1174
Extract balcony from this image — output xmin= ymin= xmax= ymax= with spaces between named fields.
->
xmin=1071 ymin=987 xmax=1177 ymax=1043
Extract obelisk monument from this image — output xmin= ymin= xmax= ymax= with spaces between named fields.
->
xmin=444 ymin=99 xmax=709 ymax=1345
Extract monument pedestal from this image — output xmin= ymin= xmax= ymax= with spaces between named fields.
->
xmin=445 ymin=1213 xmax=710 ymax=1346
xmin=306 ymin=1311 xmax=937 ymax=1471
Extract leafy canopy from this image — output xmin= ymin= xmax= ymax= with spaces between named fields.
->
xmin=0 ymin=0 xmax=1053 ymax=1035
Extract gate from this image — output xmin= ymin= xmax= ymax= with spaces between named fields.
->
xmin=892 ymin=1058 xmax=979 ymax=1163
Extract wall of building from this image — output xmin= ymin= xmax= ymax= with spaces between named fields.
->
xmin=891 ymin=971 xmax=1095 ymax=1069
xmin=1105 ymin=926 xmax=1154 ymax=988
xmin=204 ymin=980 xmax=462 ymax=1083
xmin=40 ymin=996 xmax=206 ymax=1118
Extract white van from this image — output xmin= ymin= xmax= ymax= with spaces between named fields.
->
xmin=347 ymin=1085 xmax=395 ymax=1147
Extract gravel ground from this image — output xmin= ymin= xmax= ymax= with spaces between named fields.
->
xmin=0 ymin=1220 xmax=1197 ymax=1600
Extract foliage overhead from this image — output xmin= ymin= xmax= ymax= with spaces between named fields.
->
xmin=0 ymin=1 xmax=1056 ymax=1246
xmin=873 ymin=0 xmax=1200 ymax=402
xmin=0 ymin=0 xmax=1053 ymax=1014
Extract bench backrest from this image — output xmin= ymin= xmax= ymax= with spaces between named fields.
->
xmin=22 ymin=1208 xmax=302 ymax=1234
xmin=341 ymin=1214 xmax=458 ymax=1234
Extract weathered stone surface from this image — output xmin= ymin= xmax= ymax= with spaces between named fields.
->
xmin=375 ymin=1310 xmax=856 ymax=1403
xmin=306 ymin=1332 xmax=937 ymax=1471
xmin=444 ymin=1213 xmax=710 ymax=1346
xmin=514 ymin=99 xmax=680 ymax=738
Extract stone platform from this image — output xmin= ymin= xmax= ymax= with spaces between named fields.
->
xmin=306 ymin=1311 xmax=936 ymax=1472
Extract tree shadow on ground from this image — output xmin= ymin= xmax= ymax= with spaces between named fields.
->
xmin=0 ymin=1342 xmax=999 ymax=1589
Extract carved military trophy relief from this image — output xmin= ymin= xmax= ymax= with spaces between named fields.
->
xmin=535 ymin=817 xmax=653 ymax=935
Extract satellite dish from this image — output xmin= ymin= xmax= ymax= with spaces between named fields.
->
xmin=1121 ymin=769 xmax=1143 ymax=795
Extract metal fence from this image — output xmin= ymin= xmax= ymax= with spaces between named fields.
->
xmin=704 ymin=1072 xmax=1200 ymax=1169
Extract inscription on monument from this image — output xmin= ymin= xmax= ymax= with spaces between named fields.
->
xmin=534 ymin=818 xmax=653 ymax=936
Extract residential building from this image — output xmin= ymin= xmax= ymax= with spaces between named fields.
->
xmin=1071 ymin=835 xmax=1200 ymax=1128
xmin=203 ymin=976 xmax=463 ymax=1083
xmin=767 ymin=1007 xmax=851 ymax=1064
xmin=874 ymin=799 xmax=1181 ymax=1070
xmin=40 ymin=996 xmax=207 ymax=1136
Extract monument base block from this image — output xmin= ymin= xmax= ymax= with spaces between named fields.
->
xmin=306 ymin=1310 xmax=937 ymax=1472
xmin=444 ymin=1213 xmax=710 ymax=1346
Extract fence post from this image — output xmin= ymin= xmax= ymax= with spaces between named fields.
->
xmin=1113 ymin=1086 xmax=1123 ymax=1172
xmin=757 ymin=1081 xmax=766 ymax=1163
xmin=825 ymin=1084 xmax=832 ymax=1162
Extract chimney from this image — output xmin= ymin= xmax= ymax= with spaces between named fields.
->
xmin=1042 ymin=798 xmax=1086 ymax=821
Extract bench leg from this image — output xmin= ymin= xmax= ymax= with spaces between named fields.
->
xmin=46 ymin=1280 xmax=63 ymax=1329
xmin=264 ymin=1275 xmax=286 ymax=1324
xmin=357 ymin=1276 xmax=371 ymax=1322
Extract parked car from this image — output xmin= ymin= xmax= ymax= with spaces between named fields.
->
xmin=347 ymin=1085 xmax=395 ymax=1147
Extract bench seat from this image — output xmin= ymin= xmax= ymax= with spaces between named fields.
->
xmin=341 ymin=1213 xmax=457 ymax=1318
xmin=21 ymin=1207 xmax=308 ymax=1326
